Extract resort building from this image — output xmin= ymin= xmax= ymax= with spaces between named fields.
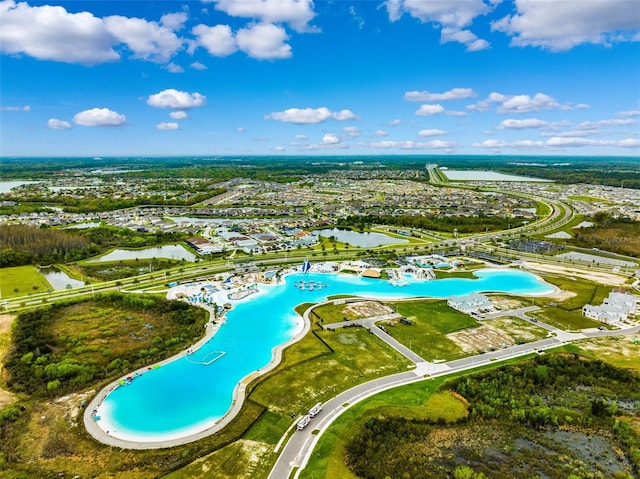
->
xmin=582 ymin=291 xmax=638 ymax=324
xmin=448 ymin=293 xmax=495 ymax=316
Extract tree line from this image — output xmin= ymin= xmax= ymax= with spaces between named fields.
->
xmin=0 ymin=224 xmax=188 ymax=267
xmin=337 ymin=213 xmax=525 ymax=234
xmin=3 ymin=292 xmax=206 ymax=397
xmin=344 ymin=354 xmax=640 ymax=479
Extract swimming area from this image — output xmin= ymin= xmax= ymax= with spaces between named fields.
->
xmin=91 ymin=269 xmax=554 ymax=444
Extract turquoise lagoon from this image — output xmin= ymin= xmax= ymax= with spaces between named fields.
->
xmin=96 ymin=269 xmax=553 ymax=441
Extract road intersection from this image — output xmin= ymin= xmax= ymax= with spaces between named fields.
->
xmin=268 ymin=302 xmax=640 ymax=479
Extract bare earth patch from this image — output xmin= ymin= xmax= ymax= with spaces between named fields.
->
xmin=0 ymin=314 xmax=16 ymax=408
xmin=448 ymin=325 xmax=514 ymax=353
xmin=344 ymin=301 xmax=393 ymax=318
xmin=578 ymin=336 xmax=640 ymax=370
xmin=0 ymin=313 xmax=14 ymax=335
xmin=522 ymin=262 xmax=627 ymax=287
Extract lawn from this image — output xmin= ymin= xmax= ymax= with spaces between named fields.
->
xmin=310 ymin=302 xmax=359 ymax=325
xmin=0 ymin=265 xmax=52 ymax=298
xmin=559 ymin=337 xmax=640 ymax=370
xmin=381 ymin=299 xmax=480 ymax=361
xmin=529 ymin=306 xmax=603 ymax=330
xmin=249 ymin=326 xmax=411 ymax=421
xmin=529 ymin=272 xmax=612 ymax=330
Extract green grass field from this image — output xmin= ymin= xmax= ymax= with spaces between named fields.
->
xmin=381 ymin=300 xmax=479 ymax=361
xmin=0 ymin=265 xmax=51 ymax=299
xmin=530 ymin=273 xmax=612 ymax=330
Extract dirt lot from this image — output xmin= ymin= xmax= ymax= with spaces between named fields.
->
xmin=578 ymin=336 xmax=640 ymax=370
xmin=344 ymin=301 xmax=393 ymax=318
xmin=448 ymin=325 xmax=514 ymax=353
xmin=0 ymin=314 xmax=16 ymax=408
xmin=522 ymin=262 xmax=628 ymax=287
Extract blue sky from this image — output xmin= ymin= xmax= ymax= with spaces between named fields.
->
xmin=1 ymin=0 xmax=639 ymax=157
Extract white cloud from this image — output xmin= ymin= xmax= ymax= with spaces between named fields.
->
xmin=343 ymin=126 xmax=361 ymax=137
xmin=468 ymin=92 xmax=572 ymax=113
xmin=374 ymin=130 xmax=389 ymax=137
xmin=615 ymin=109 xmax=640 ymax=118
xmin=190 ymin=61 xmax=207 ymax=70
xmin=474 ymin=136 xmax=640 ymax=150
xmin=322 ymin=133 xmax=341 ymax=144
xmin=294 ymin=134 xmax=308 ymax=140
xmin=390 ymin=119 xmax=401 ymax=126
xmin=273 ymin=145 xmax=286 ymax=152
xmin=472 ymin=139 xmax=544 ymax=149
xmin=441 ymin=27 xmax=490 ymax=51
xmin=103 ymin=15 xmax=183 ymax=63
xmin=500 ymin=93 xmax=561 ymax=113
xmin=1 ymin=104 xmax=30 ymax=111
xmin=577 ymin=118 xmax=638 ymax=129
xmin=147 ymin=89 xmax=206 ymax=109
xmin=404 ymin=87 xmax=476 ymax=102
xmin=383 ymin=0 xmax=493 ymax=51
xmin=47 ymin=118 xmax=71 ymax=130
xmin=415 ymin=104 xmax=444 ymax=116
xmin=191 ymin=24 xmax=237 ymax=56
xmin=541 ymin=129 xmax=598 ymax=138
xmin=492 ymin=0 xmax=640 ymax=51
xmin=418 ymin=129 xmax=447 ymax=136
xmin=212 ymin=0 xmax=317 ymax=32
xmin=236 ymin=23 xmax=291 ymax=59
xmin=267 ymin=107 xmax=331 ymax=124
xmin=0 ymin=1 xmax=190 ymax=64
xmin=266 ymin=107 xmax=358 ymax=124
xmin=166 ymin=62 xmax=184 ymax=73
xmin=369 ymin=139 xmax=456 ymax=150
xmin=546 ymin=136 xmax=640 ymax=148
xmin=73 ymin=108 xmax=126 ymax=127
xmin=333 ymin=109 xmax=359 ymax=121
xmin=445 ymin=110 xmax=468 ymax=117
xmin=237 ymin=127 xmax=245 ymax=132
xmin=160 ymin=12 xmax=187 ymax=31
xmin=169 ymin=111 xmax=188 ymax=120
xmin=498 ymin=118 xmax=550 ymax=129
xmin=156 ymin=122 xmax=179 ymax=130
xmin=350 ymin=5 xmax=365 ymax=29
xmin=0 ymin=0 xmax=119 ymax=64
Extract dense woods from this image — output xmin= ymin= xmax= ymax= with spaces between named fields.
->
xmin=0 ymin=224 xmax=93 ymax=266
xmin=338 ymin=213 xmax=524 ymax=234
xmin=0 ymin=224 xmax=188 ymax=267
xmin=345 ymin=355 xmax=640 ymax=479
xmin=3 ymin=292 xmax=206 ymax=397
xmin=570 ymin=212 xmax=640 ymax=256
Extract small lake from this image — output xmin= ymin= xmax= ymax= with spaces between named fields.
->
xmin=64 ymin=222 xmax=102 ymax=229
xmin=41 ymin=267 xmax=85 ymax=290
xmin=441 ymin=170 xmax=552 ymax=182
xmin=0 ymin=180 xmax=39 ymax=194
xmin=314 ymin=228 xmax=408 ymax=247
xmin=88 ymin=244 xmax=197 ymax=263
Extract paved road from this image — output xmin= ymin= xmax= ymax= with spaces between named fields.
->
xmin=268 ymin=322 xmax=640 ymax=479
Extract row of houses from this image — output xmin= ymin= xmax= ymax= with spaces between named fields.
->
xmin=582 ymin=292 xmax=638 ymax=324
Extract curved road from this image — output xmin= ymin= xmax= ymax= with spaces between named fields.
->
xmin=268 ymin=317 xmax=640 ymax=479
